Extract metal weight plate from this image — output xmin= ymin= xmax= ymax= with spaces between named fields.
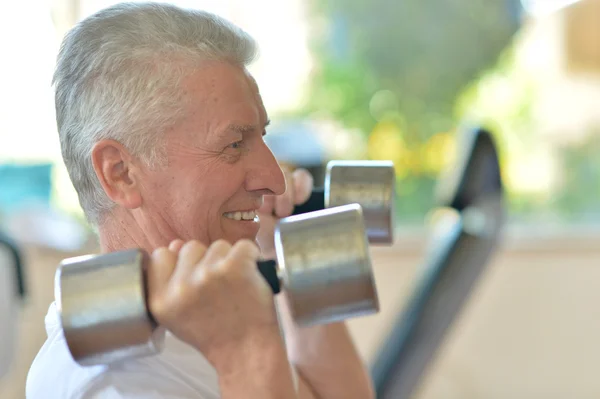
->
xmin=55 ymin=249 xmax=165 ymax=366
xmin=325 ymin=160 xmax=395 ymax=244
xmin=274 ymin=203 xmax=379 ymax=326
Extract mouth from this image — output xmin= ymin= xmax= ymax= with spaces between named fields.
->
xmin=223 ymin=210 xmax=260 ymax=222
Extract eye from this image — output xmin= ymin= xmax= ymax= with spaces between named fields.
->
xmin=228 ymin=140 xmax=243 ymax=149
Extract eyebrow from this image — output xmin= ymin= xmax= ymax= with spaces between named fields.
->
xmin=225 ymin=119 xmax=271 ymax=135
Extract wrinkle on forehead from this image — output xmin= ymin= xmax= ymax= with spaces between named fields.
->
xmin=182 ymin=62 xmax=261 ymax=107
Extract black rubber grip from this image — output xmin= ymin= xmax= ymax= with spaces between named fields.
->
xmin=292 ymin=188 xmax=326 ymax=215
xmin=257 ymin=260 xmax=280 ymax=294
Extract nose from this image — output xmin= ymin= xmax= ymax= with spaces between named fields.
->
xmin=245 ymin=141 xmax=286 ymax=196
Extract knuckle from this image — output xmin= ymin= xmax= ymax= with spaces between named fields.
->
xmin=209 ymin=265 xmax=229 ymax=280
xmin=212 ymin=239 xmax=231 ymax=249
xmin=152 ymin=247 xmax=170 ymax=258
xmin=234 ymin=239 xmax=257 ymax=251
xmin=151 ymin=247 xmax=177 ymax=268
xmin=148 ymin=296 xmax=169 ymax=320
xmin=200 ymin=263 xmax=232 ymax=285
xmin=183 ymin=239 xmax=206 ymax=252
xmin=235 ymin=240 xmax=260 ymax=258
xmin=163 ymin=283 xmax=197 ymax=308
xmin=169 ymin=238 xmax=183 ymax=248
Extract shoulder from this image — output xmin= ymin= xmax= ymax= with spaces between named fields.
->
xmin=26 ymin=303 xmax=219 ymax=399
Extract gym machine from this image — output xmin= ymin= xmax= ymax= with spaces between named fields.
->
xmin=371 ymin=126 xmax=505 ymax=398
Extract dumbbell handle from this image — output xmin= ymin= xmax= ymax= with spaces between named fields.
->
xmin=257 ymin=260 xmax=280 ymax=294
xmin=292 ymin=188 xmax=326 ymax=215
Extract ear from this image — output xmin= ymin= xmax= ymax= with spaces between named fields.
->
xmin=91 ymin=139 xmax=142 ymax=210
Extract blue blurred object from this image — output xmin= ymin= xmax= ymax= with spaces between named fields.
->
xmin=0 ymin=163 xmax=89 ymax=251
xmin=0 ymin=163 xmax=53 ymax=212
xmin=264 ymin=121 xmax=325 ymax=167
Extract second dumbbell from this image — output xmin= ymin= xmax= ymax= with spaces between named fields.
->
xmin=293 ymin=160 xmax=396 ymax=244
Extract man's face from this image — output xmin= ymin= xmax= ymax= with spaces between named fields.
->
xmin=137 ymin=61 xmax=286 ymax=245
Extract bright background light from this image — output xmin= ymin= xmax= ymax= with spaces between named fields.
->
xmin=0 ymin=0 xmax=314 ymax=216
xmin=521 ymin=0 xmax=582 ymax=16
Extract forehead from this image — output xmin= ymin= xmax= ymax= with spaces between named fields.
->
xmin=182 ymin=61 xmax=265 ymax=117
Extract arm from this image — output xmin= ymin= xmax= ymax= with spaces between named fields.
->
xmin=276 ymin=296 xmax=375 ymax=399
xmin=210 ymin=330 xmax=298 ymax=399
xmin=257 ymin=168 xmax=375 ymax=399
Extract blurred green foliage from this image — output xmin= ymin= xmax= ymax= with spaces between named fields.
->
xmin=454 ymin=37 xmax=600 ymax=223
xmin=555 ymin=132 xmax=600 ymax=221
xmin=297 ymin=0 xmax=521 ymax=221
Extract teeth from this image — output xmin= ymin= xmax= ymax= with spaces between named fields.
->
xmin=224 ymin=210 xmax=257 ymax=221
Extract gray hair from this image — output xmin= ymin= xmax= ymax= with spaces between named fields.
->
xmin=54 ymin=2 xmax=258 ymax=225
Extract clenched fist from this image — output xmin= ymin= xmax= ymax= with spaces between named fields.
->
xmin=146 ymin=239 xmax=281 ymax=369
xmin=145 ymin=239 xmax=298 ymax=397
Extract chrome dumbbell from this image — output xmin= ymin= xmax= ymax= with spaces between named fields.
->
xmin=55 ymin=204 xmax=379 ymax=367
xmin=293 ymin=160 xmax=396 ymax=244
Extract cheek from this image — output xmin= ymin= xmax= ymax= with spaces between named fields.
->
xmin=159 ymin=158 xmax=248 ymax=239
xmin=140 ymin=171 xmax=176 ymax=209
xmin=205 ymin=163 xmax=247 ymax=197
xmin=146 ymin=169 xmax=204 ymax=217
xmin=165 ymin=185 xmax=215 ymax=242
xmin=185 ymin=167 xmax=243 ymax=220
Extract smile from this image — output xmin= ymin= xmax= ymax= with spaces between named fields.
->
xmin=223 ymin=210 xmax=259 ymax=222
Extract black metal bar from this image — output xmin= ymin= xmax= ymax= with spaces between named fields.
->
xmin=371 ymin=124 xmax=505 ymax=398
xmin=292 ymin=188 xmax=326 ymax=215
xmin=257 ymin=259 xmax=280 ymax=294
xmin=372 ymin=209 xmax=502 ymax=398
xmin=0 ymin=231 xmax=25 ymax=299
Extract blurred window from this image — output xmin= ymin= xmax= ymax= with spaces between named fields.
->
xmin=1 ymin=0 xmax=599 ymax=231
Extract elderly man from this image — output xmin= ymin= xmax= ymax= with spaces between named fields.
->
xmin=26 ymin=2 xmax=374 ymax=399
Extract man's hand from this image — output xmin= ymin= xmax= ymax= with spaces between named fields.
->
xmin=146 ymin=239 xmax=297 ymax=399
xmin=256 ymin=167 xmax=314 ymax=257
xmin=254 ymin=166 xmax=375 ymax=399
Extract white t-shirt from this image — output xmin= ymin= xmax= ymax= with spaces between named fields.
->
xmin=26 ymin=302 xmax=221 ymax=399
xmin=27 ymin=302 xmax=296 ymax=399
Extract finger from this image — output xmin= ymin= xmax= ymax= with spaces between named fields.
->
xmin=292 ymin=168 xmax=313 ymax=205
xmin=199 ymin=239 xmax=232 ymax=269
xmin=224 ymin=240 xmax=264 ymax=284
xmin=274 ymin=170 xmax=294 ymax=217
xmin=147 ymin=247 xmax=178 ymax=298
xmin=258 ymin=194 xmax=276 ymax=215
xmin=226 ymin=239 xmax=261 ymax=268
xmin=170 ymin=240 xmax=207 ymax=282
xmin=168 ymin=239 xmax=185 ymax=253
